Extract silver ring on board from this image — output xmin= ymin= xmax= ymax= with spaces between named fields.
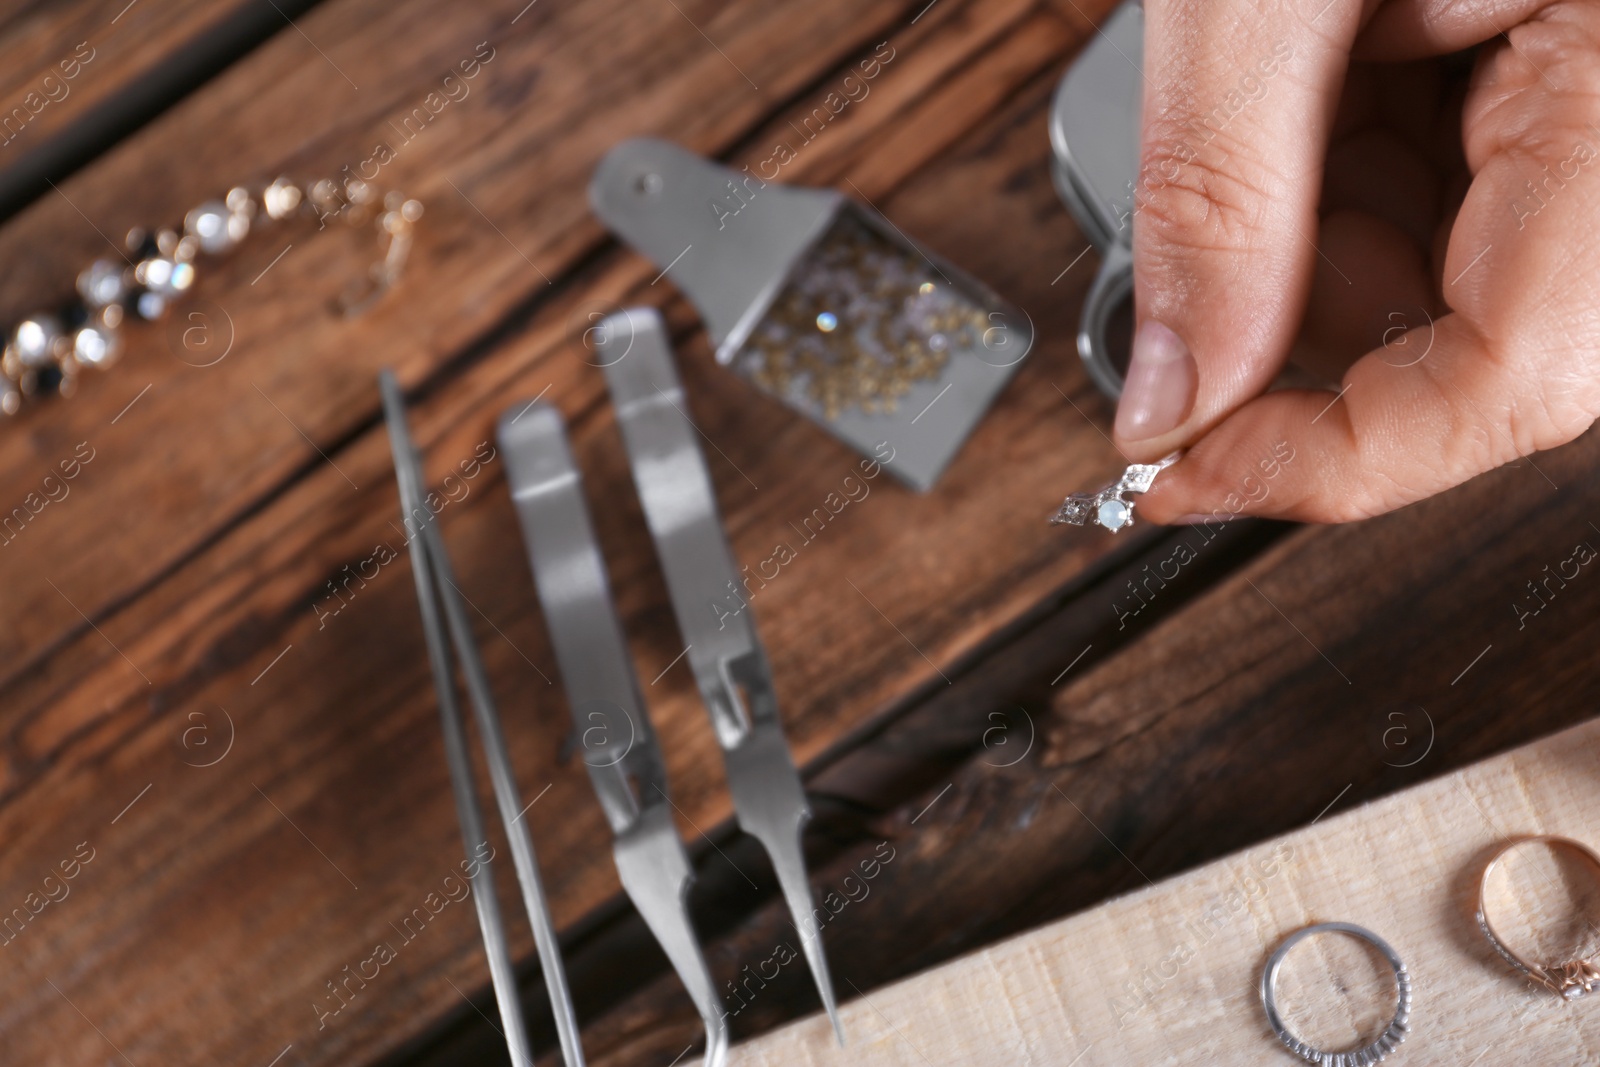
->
xmin=1259 ymin=921 xmax=1412 ymax=1065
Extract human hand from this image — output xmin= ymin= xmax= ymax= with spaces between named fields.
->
xmin=1116 ymin=0 xmax=1600 ymax=524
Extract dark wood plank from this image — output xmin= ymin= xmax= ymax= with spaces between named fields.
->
xmin=0 ymin=0 xmax=318 ymax=219
xmin=0 ymin=2 xmax=1139 ymax=1064
xmin=0 ymin=0 xmax=932 ymax=691
xmin=0 ymin=0 xmax=224 ymax=147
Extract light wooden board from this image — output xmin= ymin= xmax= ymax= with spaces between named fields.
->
xmin=719 ymin=716 xmax=1600 ymax=1065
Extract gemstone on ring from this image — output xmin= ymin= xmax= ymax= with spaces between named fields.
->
xmin=1097 ymin=498 xmax=1130 ymax=531
xmin=1052 ymin=494 xmax=1095 ymax=527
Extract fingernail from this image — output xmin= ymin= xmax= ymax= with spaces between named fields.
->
xmin=1115 ymin=320 xmax=1197 ymax=442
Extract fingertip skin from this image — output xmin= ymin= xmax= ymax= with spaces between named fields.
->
xmin=1133 ymin=0 xmax=1359 ymax=450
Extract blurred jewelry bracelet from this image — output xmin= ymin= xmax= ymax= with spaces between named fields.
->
xmin=0 ymin=175 xmax=421 ymax=416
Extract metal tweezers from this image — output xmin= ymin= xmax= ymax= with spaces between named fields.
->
xmin=498 ymin=402 xmax=729 ymax=1067
xmin=602 ymin=307 xmax=844 ymax=1043
xmin=497 ymin=307 xmax=843 ymax=1054
xmin=379 ymin=370 xmax=585 ymax=1067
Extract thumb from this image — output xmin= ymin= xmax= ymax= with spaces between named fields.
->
xmin=1115 ymin=0 xmax=1364 ymax=459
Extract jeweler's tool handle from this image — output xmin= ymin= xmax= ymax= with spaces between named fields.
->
xmin=598 ymin=307 xmax=775 ymax=748
xmin=599 ymin=308 xmax=844 ymax=1042
xmin=496 ymin=397 xmax=731 ymax=1067
xmin=496 ymin=402 xmax=671 ymax=835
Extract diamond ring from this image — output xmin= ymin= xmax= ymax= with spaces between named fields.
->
xmin=1050 ymin=451 xmax=1180 ymax=533
xmin=1478 ymin=835 xmax=1600 ymax=1000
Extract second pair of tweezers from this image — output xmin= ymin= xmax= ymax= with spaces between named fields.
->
xmin=381 ymin=371 xmax=584 ymax=1067
xmin=497 ymin=308 xmax=843 ymax=1065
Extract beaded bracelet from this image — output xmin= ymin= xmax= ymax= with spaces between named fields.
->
xmin=0 ymin=175 xmax=421 ymax=415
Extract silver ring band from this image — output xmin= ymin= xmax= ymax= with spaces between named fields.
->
xmin=1260 ymin=921 xmax=1412 ymax=1065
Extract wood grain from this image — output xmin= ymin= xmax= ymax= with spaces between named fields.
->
xmin=720 ymin=714 xmax=1600 ymax=1064
xmin=0 ymin=3 xmax=1136 ymax=1064
xmin=0 ymin=0 xmax=329 ymax=218
xmin=0 ymin=0 xmax=929 ymax=688
xmin=0 ymin=0 xmax=223 ymax=153
xmin=13 ymin=0 xmax=1591 ymax=1065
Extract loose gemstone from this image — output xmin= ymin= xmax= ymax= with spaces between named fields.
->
xmin=308 ymin=179 xmax=342 ymax=215
xmin=78 ymin=260 xmax=127 ymax=307
xmin=1097 ymin=498 xmax=1131 ymax=531
xmin=138 ymin=257 xmax=172 ymax=289
xmin=137 ymin=257 xmax=194 ymax=294
xmin=733 ymin=212 xmax=984 ymax=421
xmin=185 ymin=201 xmax=236 ymax=254
xmin=73 ymin=325 xmax=120 ymax=367
xmin=263 ymin=178 xmax=302 ymax=220
xmin=14 ymin=317 xmax=60 ymax=367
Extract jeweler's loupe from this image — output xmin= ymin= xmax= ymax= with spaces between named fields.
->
xmin=1049 ymin=0 xmax=1142 ymax=399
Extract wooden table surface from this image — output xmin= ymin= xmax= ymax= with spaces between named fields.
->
xmin=0 ymin=2 xmax=1595 ymax=1065
xmin=730 ymin=717 xmax=1600 ymax=1064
